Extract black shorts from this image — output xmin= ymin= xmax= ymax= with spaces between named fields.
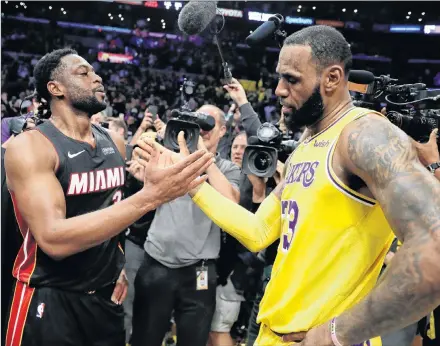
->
xmin=5 ymin=280 xmax=125 ymax=346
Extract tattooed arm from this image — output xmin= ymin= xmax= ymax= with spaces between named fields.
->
xmin=334 ymin=114 xmax=440 ymax=344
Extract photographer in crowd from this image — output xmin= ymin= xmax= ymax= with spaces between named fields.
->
xmin=210 ymin=130 xmax=268 ymax=346
xmin=130 ymin=104 xmax=240 ymax=346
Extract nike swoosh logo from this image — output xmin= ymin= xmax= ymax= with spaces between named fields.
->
xmin=67 ymin=150 xmax=86 ymax=159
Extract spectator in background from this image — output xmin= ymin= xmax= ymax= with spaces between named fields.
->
xmin=108 ymin=118 xmax=128 ymax=143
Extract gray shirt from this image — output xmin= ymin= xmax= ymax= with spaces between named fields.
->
xmin=144 ymin=156 xmax=241 ymax=268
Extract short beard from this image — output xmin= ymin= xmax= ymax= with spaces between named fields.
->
xmin=71 ymin=94 xmax=107 ymax=117
xmin=283 ymin=84 xmax=324 ymax=130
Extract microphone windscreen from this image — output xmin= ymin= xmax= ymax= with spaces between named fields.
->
xmin=348 ymin=70 xmax=375 ymax=85
xmin=245 ymin=20 xmax=277 ymax=46
xmin=247 ymin=136 xmax=260 ymax=145
xmin=178 ymin=1 xmax=218 ymax=35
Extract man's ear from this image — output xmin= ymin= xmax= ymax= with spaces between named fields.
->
xmin=219 ymin=125 xmax=227 ymax=139
xmin=323 ymin=65 xmax=344 ymax=93
xmin=47 ymin=80 xmax=65 ymax=98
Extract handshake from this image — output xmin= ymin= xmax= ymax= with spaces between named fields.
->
xmin=126 ymin=132 xmax=214 ymax=206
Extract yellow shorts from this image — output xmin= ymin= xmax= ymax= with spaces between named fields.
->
xmin=254 ymin=324 xmax=382 ymax=346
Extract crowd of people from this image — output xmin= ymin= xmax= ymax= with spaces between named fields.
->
xmin=2 ymin=5 xmax=440 ymax=346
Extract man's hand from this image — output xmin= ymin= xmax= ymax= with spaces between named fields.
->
xmin=285 ymin=323 xmax=332 ymax=346
xmin=126 ymin=160 xmax=145 ymax=182
xmin=273 ymin=160 xmax=285 ymax=185
xmin=248 ymin=175 xmax=266 ymax=203
xmin=133 ymin=135 xmax=181 ymax=165
xmin=140 ymin=111 xmax=154 ymax=131
xmin=111 ymin=269 xmax=128 ymax=305
xmin=154 ymin=118 xmax=166 ymax=137
xmin=411 ymin=128 xmax=439 ymax=167
xmin=135 ymin=137 xmax=214 ymax=204
xmin=223 ymin=78 xmax=249 ymax=107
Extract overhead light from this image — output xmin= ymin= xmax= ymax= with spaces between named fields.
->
xmin=408 ymin=11 xmax=411 ymax=15
xmin=249 ymin=30 xmax=253 ymax=33
xmin=61 ymin=7 xmax=64 ymax=11
xmin=418 ymin=18 xmax=422 ymax=22
xmin=121 ymin=17 xmax=124 ymax=21
xmin=15 ymin=5 xmax=18 ymax=8
xmin=108 ymin=13 xmax=111 ymax=16
xmin=63 ymin=11 xmax=66 ymax=15
xmin=23 ymin=5 xmax=27 ymax=9
xmin=297 ymin=8 xmax=300 ymax=12
xmin=118 ymin=14 xmax=122 ymax=17
xmin=312 ymin=6 xmax=316 ymax=10
xmin=354 ymin=9 xmax=358 ymax=13
xmin=110 ymin=16 xmax=113 ymax=20
xmin=406 ymin=16 xmax=410 ymax=19
xmin=342 ymin=8 xmax=346 ymax=12
xmin=49 ymin=6 xmax=52 ymax=9
xmin=5 ymin=1 xmax=8 ymax=4
xmin=422 ymin=12 xmax=425 ymax=15
xmin=298 ymin=5 xmax=302 ymax=8
xmin=147 ymin=18 xmax=151 ymax=21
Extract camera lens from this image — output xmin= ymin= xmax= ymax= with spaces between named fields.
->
xmin=254 ymin=152 xmax=272 ymax=171
xmin=169 ymin=128 xmax=196 ymax=150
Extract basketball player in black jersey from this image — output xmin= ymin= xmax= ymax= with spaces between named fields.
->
xmin=4 ymin=48 xmax=214 ymax=346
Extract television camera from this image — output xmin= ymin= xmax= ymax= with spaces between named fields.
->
xmin=242 ymin=123 xmax=298 ymax=178
xmin=163 ymin=79 xmax=215 ymax=152
xmin=348 ymin=70 xmax=440 ymax=143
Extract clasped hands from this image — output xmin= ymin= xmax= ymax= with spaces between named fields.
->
xmin=127 ymin=132 xmax=213 ymax=197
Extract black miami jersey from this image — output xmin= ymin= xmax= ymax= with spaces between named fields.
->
xmin=11 ymin=121 xmax=126 ymax=292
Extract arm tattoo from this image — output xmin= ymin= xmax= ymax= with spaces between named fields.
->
xmin=335 ymin=116 xmax=440 ymax=345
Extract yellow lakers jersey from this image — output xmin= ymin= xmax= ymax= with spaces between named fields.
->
xmin=257 ymin=107 xmax=395 ymax=333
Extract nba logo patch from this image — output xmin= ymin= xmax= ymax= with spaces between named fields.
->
xmin=36 ymin=303 xmax=45 ymax=318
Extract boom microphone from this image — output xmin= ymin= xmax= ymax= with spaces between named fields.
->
xmin=348 ymin=70 xmax=375 ymax=85
xmin=349 ymin=70 xmax=399 ymax=85
xmin=246 ymin=14 xmax=284 ymax=46
xmin=177 ymin=1 xmax=218 ymax=35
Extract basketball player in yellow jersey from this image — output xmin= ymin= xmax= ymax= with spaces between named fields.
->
xmin=134 ymin=25 xmax=440 ymax=346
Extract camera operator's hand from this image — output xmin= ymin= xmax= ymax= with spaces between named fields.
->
xmin=197 ymin=135 xmax=208 ymax=152
xmin=223 ymin=78 xmax=249 ymax=107
xmin=273 ymin=161 xmax=285 ymax=185
xmin=140 ymin=111 xmax=154 ymax=131
xmin=248 ymin=175 xmax=266 ymax=203
xmin=154 ymin=118 xmax=166 ymax=138
xmin=411 ymin=128 xmax=439 ymax=167
xmin=111 ymin=269 xmax=128 ymax=305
